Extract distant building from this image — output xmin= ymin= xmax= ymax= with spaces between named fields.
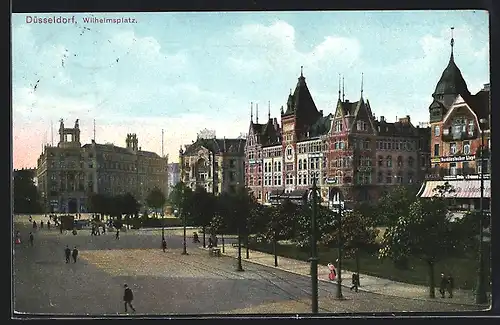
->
xmin=179 ymin=136 xmax=246 ymax=194
xmin=166 ymin=162 xmax=181 ymax=197
xmin=244 ymin=68 xmax=430 ymax=207
xmin=36 ymin=119 xmax=167 ymax=213
xmin=418 ymin=32 xmax=490 ymax=215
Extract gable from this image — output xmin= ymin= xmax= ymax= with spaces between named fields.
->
xmin=350 ymin=100 xmax=376 ymax=134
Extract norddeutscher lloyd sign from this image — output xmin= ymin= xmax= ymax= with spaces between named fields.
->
xmin=440 ymin=155 xmax=476 ymax=163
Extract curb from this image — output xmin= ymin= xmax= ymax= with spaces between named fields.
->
xmin=204 ymin=247 xmax=486 ymax=308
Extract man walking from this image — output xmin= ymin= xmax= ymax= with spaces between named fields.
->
xmin=65 ymin=245 xmax=71 ymax=263
xmin=115 ymin=229 xmax=120 ymax=240
xmin=29 ymin=232 xmax=34 ymax=247
xmin=72 ymin=246 xmax=79 ymax=263
xmin=350 ymin=273 xmax=359 ymax=292
xmin=123 ymin=284 xmax=136 ymax=313
xmin=162 ymin=238 xmax=167 ymax=252
xmin=47 ymin=220 xmax=51 ymax=230
xmin=439 ymin=273 xmax=447 ymax=298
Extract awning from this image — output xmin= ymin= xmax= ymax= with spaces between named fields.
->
xmin=418 ymin=180 xmax=490 ymax=198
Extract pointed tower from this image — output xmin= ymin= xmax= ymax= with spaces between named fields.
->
xmin=430 ymin=26 xmax=471 ymax=122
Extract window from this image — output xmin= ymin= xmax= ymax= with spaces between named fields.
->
xmin=450 ymin=162 xmax=457 ymax=176
xmin=463 ymin=141 xmax=470 ymax=155
xmin=463 ymin=162 xmax=470 ymax=175
xmin=450 ymin=143 xmax=457 ymax=154
xmin=286 ymin=147 xmax=292 ymax=157
xmin=302 ymin=159 xmax=307 ymax=170
xmin=315 ymin=158 xmax=320 ymax=170
xmin=386 ymin=156 xmax=392 ymax=168
xmin=285 ymin=174 xmax=294 ymax=185
xmin=335 ymin=120 xmax=343 ymax=132
xmin=377 ymin=172 xmax=384 ymax=183
xmin=434 ymin=144 xmax=440 ymax=156
xmin=340 ymin=142 xmax=345 ymax=149
xmin=298 ymin=159 xmax=302 ymax=170
xmin=397 ymin=156 xmax=403 ymax=167
xmin=386 ymin=171 xmax=392 ymax=184
xmin=407 ymin=172 xmax=414 ymax=184
xmin=396 ymin=172 xmax=403 ymax=184
xmin=408 ymin=156 xmax=414 ymax=168
xmin=468 ymin=120 xmax=474 ymax=136
xmin=434 ymin=125 xmax=440 ymax=136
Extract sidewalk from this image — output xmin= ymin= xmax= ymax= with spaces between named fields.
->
xmin=204 ymin=245 xmax=489 ymax=307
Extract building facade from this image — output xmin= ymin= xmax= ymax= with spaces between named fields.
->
xmin=418 ymin=33 xmax=490 ymax=213
xmin=36 ymin=119 xmax=168 ymax=213
xmin=179 ymin=136 xmax=246 ymax=194
xmin=244 ymin=69 xmax=430 ymax=207
xmin=166 ymin=162 xmax=181 ymax=197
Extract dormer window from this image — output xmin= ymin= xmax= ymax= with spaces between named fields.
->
xmin=468 ymin=120 xmax=474 ymax=136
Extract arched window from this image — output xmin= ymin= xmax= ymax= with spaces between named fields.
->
xmin=408 ymin=157 xmax=414 ymax=168
xmin=386 ymin=155 xmax=392 ymax=168
xmin=298 ymin=159 xmax=302 ymax=170
xmin=303 ymin=159 xmax=308 ymax=170
xmin=397 ymin=156 xmax=403 ymax=167
xmin=278 ymin=161 xmax=281 ymax=171
xmin=378 ymin=155 xmax=383 ymax=167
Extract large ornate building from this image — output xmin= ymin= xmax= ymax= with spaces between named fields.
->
xmin=418 ymin=32 xmax=490 ymax=213
xmin=36 ymin=119 xmax=168 ymax=213
xmin=179 ymin=135 xmax=246 ymax=194
xmin=245 ymin=68 xmax=431 ymax=207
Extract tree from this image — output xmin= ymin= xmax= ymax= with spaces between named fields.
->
xmin=376 ymin=185 xmax=419 ymax=226
xmin=293 ymin=204 xmax=336 ymax=250
xmin=88 ymin=193 xmax=106 ymax=218
xmin=14 ymin=169 xmax=42 ymax=214
xmin=322 ymin=206 xmax=379 ymax=278
xmin=378 ymin=182 xmax=460 ymax=298
xmin=146 ymin=187 xmax=166 ymax=217
xmin=191 ymin=186 xmax=215 ymax=247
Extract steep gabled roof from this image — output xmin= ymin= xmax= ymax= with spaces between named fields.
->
xmin=282 ymin=70 xmax=321 ymax=127
xmin=374 ymin=120 xmax=418 ymax=137
xmin=309 ymin=114 xmax=332 ymax=137
xmin=184 ymin=137 xmax=246 ymax=156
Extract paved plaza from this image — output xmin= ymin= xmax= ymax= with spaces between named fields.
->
xmin=13 ymin=215 xmax=486 ymax=315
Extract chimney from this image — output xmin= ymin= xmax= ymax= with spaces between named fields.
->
xmin=380 ymin=116 xmax=385 ymax=122
xmin=345 ymin=99 xmax=349 ymax=103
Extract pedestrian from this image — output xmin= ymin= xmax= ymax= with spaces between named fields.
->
xmin=102 ymin=225 xmax=106 ymax=234
xmin=115 ymin=229 xmax=120 ymax=240
xmin=60 ymin=223 xmax=63 ymax=234
xmin=29 ymin=215 xmax=32 ymax=223
xmin=447 ymin=274 xmax=454 ymax=298
xmin=327 ymin=263 xmax=336 ymax=281
xmin=65 ymin=245 xmax=71 ymax=263
xmin=439 ymin=273 xmax=447 ymax=298
xmin=40 ymin=221 xmax=44 ymax=229
xmin=15 ymin=231 xmax=21 ymax=245
xmin=123 ymin=284 xmax=136 ymax=313
xmin=350 ymin=273 xmax=359 ymax=292
xmin=91 ymin=225 xmax=95 ymax=236
xmin=33 ymin=221 xmax=37 ymax=230
xmin=29 ymin=232 xmax=34 ymax=246
xmin=72 ymin=247 xmax=79 ymax=263
xmin=47 ymin=221 xmax=51 ymax=230
xmin=208 ymin=237 xmax=213 ymax=248
xmin=162 ymin=239 xmax=167 ymax=252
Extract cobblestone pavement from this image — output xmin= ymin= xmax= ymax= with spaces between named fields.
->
xmin=13 ymin=221 xmax=484 ymax=315
xmin=217 ymin=246 xmax=491 ymax=308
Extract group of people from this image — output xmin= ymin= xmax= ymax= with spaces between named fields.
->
xmin=439 ymin=273 xmax=454 ymax=298
xmin=64 ymin=245 xmax=79 ymax=263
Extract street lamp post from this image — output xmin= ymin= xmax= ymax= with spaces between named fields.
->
xmin=336 ymin=198 xmax=343 ymax=299
xmin=236 ymin=182 xmax=244 ymax=272
xmin=309 ymin=172 xmax=319 ymax=314
xmin=475 ymin=118 xmax=488 ymax=304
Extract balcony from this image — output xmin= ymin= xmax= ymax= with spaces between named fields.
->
xmin=425 ymin=167 xmax=489 ymax=180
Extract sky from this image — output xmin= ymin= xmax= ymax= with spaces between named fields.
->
xmin=12 ymin=10 xmax=490 ymax=169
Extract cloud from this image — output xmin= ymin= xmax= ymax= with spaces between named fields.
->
xmin=226 ymin=20 xmax=362 ymax=76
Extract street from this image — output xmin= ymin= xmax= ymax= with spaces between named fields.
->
xmin=13 ymin=221 xmax=482 ymax=315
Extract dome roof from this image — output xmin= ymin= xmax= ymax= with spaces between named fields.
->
xmin=432 ymin=53 xmax=470 ymax=98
